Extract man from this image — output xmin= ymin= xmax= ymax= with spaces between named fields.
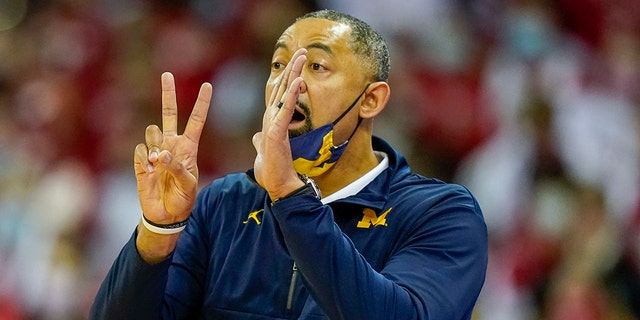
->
xmin=90 ymin=9 xmax=488 ymax=319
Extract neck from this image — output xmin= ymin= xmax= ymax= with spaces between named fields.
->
xmin=313 ymin=129 xmax=379 ymax=197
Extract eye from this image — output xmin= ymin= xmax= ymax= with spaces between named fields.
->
xmin=272 ymin=62 xmax=284 ymax=70
xmin=310 ymin=63 xmax=325 ymax=71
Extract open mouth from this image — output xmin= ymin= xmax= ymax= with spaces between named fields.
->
xmin=288 ymin=102 xmax=310 ymax=130
xmin=291 ymin=108 xmax=306 ymax=123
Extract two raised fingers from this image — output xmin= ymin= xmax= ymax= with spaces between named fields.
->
xmin=161 ymin=72 xmax=212 ymax=143
xmin=135 ymin=72 xmax=212 ymax=172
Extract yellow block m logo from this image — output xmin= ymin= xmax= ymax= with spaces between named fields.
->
xmin=357 ymin=207 xmax=392 ymax=228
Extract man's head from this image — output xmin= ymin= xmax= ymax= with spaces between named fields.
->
xmin=298 ymin=10 xmax=390 ymax=83
xmin=266 ymin=10 xmax=391 ymax=142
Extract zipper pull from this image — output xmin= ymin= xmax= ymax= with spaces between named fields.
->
xmin=287 ymin=262 xmax=298 ymax=310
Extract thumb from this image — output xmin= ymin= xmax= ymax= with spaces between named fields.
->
xmin=157 ymin=150 xmax=196 ymax=185
xmin=252 ymin=132 xmax=263 ymax=154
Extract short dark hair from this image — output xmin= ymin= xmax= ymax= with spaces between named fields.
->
xmin=299 ymin=10 xmax=390 ymax=82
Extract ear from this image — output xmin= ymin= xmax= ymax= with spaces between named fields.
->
xmin=359 ymin=81 xmax=390 ymax=119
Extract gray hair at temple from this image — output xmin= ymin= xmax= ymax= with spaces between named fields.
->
xmin=299 ymin=10 xmax=391 ymax=83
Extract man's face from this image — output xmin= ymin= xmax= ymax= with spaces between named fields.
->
xmin=265 ymin=18 xmax=369 ymax=141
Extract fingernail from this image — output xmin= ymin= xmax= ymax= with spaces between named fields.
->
xmin=163 ymin=154 xmax=172 ymax=165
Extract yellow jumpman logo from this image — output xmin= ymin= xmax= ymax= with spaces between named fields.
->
xmin=243 ymin=209 xmax=264 ymax=225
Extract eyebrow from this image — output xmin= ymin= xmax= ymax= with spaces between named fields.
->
xmin=306 ymin=42 xmax=333 ymax=55
xmin=274 ymin=40 xmax=287 ymax=52
xmin=273 ymin=41 xmax=333 ymax=55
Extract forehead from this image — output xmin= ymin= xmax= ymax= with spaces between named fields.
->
xmin=275 ymin=18 xmax=353 ymax=54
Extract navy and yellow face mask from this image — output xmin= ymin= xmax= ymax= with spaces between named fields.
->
xmin=290 ymin=84 xmax=370 ymax=177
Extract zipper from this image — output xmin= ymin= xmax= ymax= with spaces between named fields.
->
xmin=286 ymin=262 xmax=298 ymax=310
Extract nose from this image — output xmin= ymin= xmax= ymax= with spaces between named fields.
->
xmin=298 ymin=79 xmax=307 ymax=94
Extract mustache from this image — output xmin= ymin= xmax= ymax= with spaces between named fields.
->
xmin=296 ymin=101 xmax=310 ymax=118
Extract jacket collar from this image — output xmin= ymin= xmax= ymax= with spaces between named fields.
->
xmin=245 ymin=136 xmax=411 ymax=211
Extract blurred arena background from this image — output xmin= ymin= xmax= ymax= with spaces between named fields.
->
xmin=0 ymin=0 xmax=639 ymax=319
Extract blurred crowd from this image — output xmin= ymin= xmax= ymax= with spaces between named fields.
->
xmin=0 ymin=0 xmax=639 ymax=319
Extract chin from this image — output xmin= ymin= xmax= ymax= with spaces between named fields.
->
xmin=288 ymin=128 xmax=311 ymax=138
xmin=288 ymin=121 xmax=313 ymax=138
xmin=288 ymin=128 xmax=306 ymax=138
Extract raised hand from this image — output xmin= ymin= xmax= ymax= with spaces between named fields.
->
xmin=252 ymin=48 xmax=307 ymax=200
xmin=133 ymin=72 xmax=211 ymax=262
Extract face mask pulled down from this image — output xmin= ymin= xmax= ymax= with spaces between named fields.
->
xmin=289 ymin=84 xmax=370 ymax=177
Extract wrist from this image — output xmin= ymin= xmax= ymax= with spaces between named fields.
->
xmin=271 ymin=174 xmax=321 ymax=205
xmin=268 ymin=179 xmax=306 ymax=202
xmin=136 ymin=221 xmax=181 ymax=264
xmin=141 ymin=214 xmax=189 ymax=234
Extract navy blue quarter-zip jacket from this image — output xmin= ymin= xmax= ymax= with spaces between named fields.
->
xmin=90 ymin=137 xmax=488 ymax=319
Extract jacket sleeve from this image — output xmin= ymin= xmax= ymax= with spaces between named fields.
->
xmin=88 ymin=230 xmax=173 ymax=320
xmin=270 ymin=185 xmax=488 ymax=320
xmin=89 ymin=188 xmax=212 ymax=320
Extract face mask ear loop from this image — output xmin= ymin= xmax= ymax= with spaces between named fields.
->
xmin=331 ymin=83 xmax=371 ymax=148
xmin=332 ymin=83 xmax=371 ymax=125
